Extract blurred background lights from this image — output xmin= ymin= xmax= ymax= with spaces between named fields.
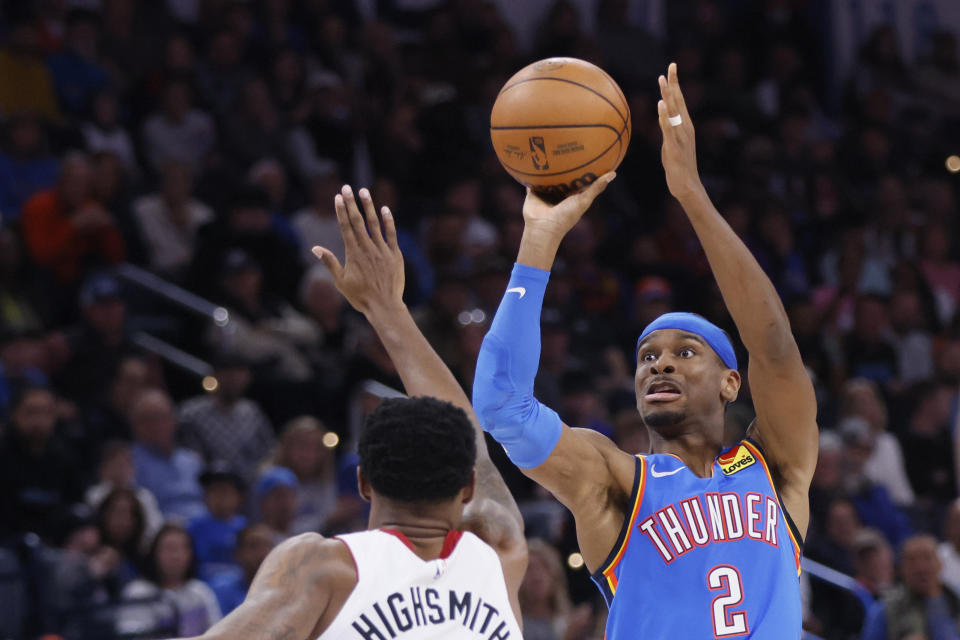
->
xmin=567 ymin=552 xmax=585 ymax=569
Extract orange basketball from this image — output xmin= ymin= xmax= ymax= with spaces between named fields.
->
xmin=490 ymin=57 xmax=631 ymax=201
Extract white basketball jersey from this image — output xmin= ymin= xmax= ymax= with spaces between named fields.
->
xmin=318 ymin=529 xmax=521 ymax=640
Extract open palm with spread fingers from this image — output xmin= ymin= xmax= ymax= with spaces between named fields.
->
xmin=311 ymin=185 xmax=404 ymax=314
xmin=657 ymin=62 xmax=704 ymax=202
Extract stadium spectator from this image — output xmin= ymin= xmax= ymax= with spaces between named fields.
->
xmin=519 ymin=538 xmax=594 ymax=640
xmin=854 ymin=528 xmax=896 ymax=601
xmin=0 ymin=383 xmax=82 ymax=541
xmin=861 ymin=534 xmax=960 ymax=640
xmin=839 ymin=379 xmax=914 ymax=505
xmin=266 ymin=416 xmax=337 ymax=534
xmin=49 ymin=504 xmax=131 ymax=630
xmin=54 ymin=272 xmax=137 ymax=402
xmin=0 ymin=327 xmax=50 ymax=416
xmin=0 ymin=227 xmax=48 ymax=335
xmin=179 ymin=352 xmax=274 ymax=479
xmin=129 ymin=389 xmax=205 ymax=521
xmin=0 ymin=18 xmax=62 ymax=124
xmin=81 ymin=355 xmax=152 ymax=443
xmin=204 ymin=249 xmax=315 ymax=383
xmin=941 ymin=500 xmax=960 ymax=597
xmin=95 ymin=487 xmax=146 ymax=586
xmin=888 ymin=288 xmax=936 ymax=385
xmin=222 ymin=77 xmax=289 ymax=170
xmin=85 ymin=440 xmax=163 ymax=542
xmin=188 ymin=462 xmax=247 ymax=580
xmin=195 ymin=29 xmax=246 ymax=117
xmin=189 ymin=185 xmax=302 ymax=301
xmin=808 ymin=499 xmax=864 ymax=576
xmin=253 ymin=466 xmax=298 ymax=540
xmin=291 ymin=168 xmax=345 ymax=265
xmin=131 ymin=161 xmax=213 ymax=280
xmin=901 ymin=383 xmax=957 ymax=506
xmin=45 ymin=9 xmax=110 ymax=117
xmin=122 ymin=523 xmax=221 ymax=636
xmin=81 ymin=90 xmax=139 ymax=177
xmin=207 ymin=523 xmax=276 ymax=615
xmin=0 ymin=113 xmax=58 ymax=222
xmin=141 ymin=78 xmax=216 ymax=173
xmin=21 ymin=153 xmax=126 ymax=284
xmin=839 ymin=417 xmax=913 ymax=547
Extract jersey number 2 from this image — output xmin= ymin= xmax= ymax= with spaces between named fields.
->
xmin=707 ymin=565 xmax=749 ymax=637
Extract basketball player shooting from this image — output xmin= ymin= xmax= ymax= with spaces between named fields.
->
xmin=473 ymin=63 xmax=818 ymax=638
xmin=172 ymin=186 xmax=527 ymax=640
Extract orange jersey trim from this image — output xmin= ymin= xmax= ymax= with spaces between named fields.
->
xmin=601 ymin=455 xmax=647 ymax=594
xmin=741 ymin=440 xmax=802 ymax=576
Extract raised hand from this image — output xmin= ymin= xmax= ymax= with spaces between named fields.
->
xmin=311 ymin=185 xmax=404 ymax=316
xmin=517 ymin=172 xmax=615 ymax=270
xmin=657 ymin=62 xmax=703 ymax=202
xmin=522 ymin=172 xmax=616 ymax=239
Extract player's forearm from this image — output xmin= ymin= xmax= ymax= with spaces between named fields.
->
xmin=365 ymin=301 xmax=524 ymax=524
xmin=365 ymin=302 xmax=475 ymax=421
xmin=678 ymin=187 xmax=797 ymax=361
xmin=517 ymin=226 xmax=563 ymax=271
xmin=473 ymin=264 xmax=563 ymax=468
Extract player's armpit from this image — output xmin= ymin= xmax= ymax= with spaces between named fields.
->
xmin=177 ymin=534 xmax=355 ymax=640
xmin=746 ymin=352 xmax=818 ymax=539
xmin=523 ymin=426 xmax=637 ymax=571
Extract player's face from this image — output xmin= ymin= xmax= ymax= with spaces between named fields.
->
xmin=634 ymin=329 xmax=735 ymax=432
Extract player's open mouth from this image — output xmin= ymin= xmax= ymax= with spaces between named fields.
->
xmin=645 ymin=380 xmax=682 ymax=402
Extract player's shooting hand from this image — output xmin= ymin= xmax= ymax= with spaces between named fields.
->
xmin=312 ymin=185 xmax=404 ymax=316
xmin=657 ymin=62 xmax=705 ymax=203
xmin=517 ymin=172 xmax=615 ymax=270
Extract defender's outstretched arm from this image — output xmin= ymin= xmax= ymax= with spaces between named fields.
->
xmin=657 ymin=63 xmax=818 ymax=536
xmin=313 ymin=186 xmax=527 ymax=614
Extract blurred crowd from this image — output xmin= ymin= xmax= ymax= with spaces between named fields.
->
xmin=0 ymin=0 xmax=958 ymax=638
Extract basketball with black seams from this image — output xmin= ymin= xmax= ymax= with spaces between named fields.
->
xmin=490 ymin=57 xmax=631 ymax=202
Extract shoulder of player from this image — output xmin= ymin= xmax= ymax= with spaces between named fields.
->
xmin=272 ymin=533 xmax=357 ymax=590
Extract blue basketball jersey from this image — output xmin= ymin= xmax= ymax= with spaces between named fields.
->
xmin=591 ymin=439 xmax=803 ymax=639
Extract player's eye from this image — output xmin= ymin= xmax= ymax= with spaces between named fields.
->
xmin=679 ymin=347 xmax=695 ymax=358
xmin=641 ymin=352 xmax=657 ymax=362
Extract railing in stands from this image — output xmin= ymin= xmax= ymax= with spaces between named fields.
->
xmin=131 ymin=331 xmax=213 ymax=378
xmin=114 ymin=262 xmax=221 ymax=384
xmin=802 ymin=557 xmax=875 ymax=610
xmin=115 ymin=262 xmax=230 ymax=326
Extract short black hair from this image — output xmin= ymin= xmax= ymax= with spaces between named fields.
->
xmin=358 ymin=397 xmax=476 ymax=503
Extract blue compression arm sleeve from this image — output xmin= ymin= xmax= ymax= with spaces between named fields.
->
xmin=472 ymin=263 xmax=562 ymax=468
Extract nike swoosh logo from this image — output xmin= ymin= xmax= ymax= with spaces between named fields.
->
xmin=506 ymin=287 xmax=526 ymax=299
xmin=649 ymin=464 xmax=685 ymax=478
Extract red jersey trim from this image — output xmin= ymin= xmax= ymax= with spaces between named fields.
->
xmin=379 ymin=528 xmax=464 ymax=559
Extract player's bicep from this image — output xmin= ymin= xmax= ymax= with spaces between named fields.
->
xmin=747 ymin=355 xmax=818 ymax=533
xmin=523 ymin=425 xmax=634 ymax=514
xmin=196 ymin=535 xmax=334 ymax=640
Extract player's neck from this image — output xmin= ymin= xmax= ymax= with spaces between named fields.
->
xmin=368 ymin=499 xmax=461 ymax=562
xmin=648 ymin=429 xmax=724 ymax=478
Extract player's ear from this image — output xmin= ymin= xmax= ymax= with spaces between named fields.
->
xmin=461 ymin=468 xmax=477 ymax=505
xmin=720 ymin=369 xmax=740 ymax=404
xmin=357 ymin=467 xmax=372 ymax=503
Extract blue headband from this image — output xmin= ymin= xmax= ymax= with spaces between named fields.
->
xmin=637 ymin=312 xmax=737 ymax=370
